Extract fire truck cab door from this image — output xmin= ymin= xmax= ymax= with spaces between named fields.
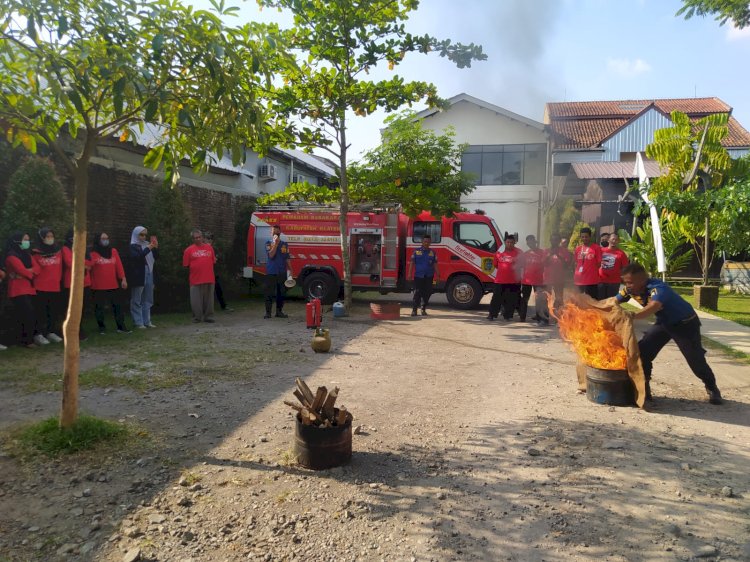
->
xmin=450 ymin=221 xmax=500 ymax=275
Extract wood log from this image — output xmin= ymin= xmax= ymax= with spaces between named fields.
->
xmin=300 ymin=407 xmax=313 ymax=425
xmin=295 ymin=377 xmax=315 ymax=405
xmin=336 ymin=406 xmax=348 ymax=426
xmin=293 ymin=389 xmax=309 ymax=407
xmin=310 ymin=386 xmax=328 ymax=413
xmin=322 ymin=387 xmax=339 ymax=420
xmin=284 ymin=400 xmax=303 ymax=412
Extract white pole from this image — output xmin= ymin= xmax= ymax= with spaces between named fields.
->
xmin=635 ymin=153 xmax=667 ymax=274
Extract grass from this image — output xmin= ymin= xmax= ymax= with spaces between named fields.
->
xmin=673 ymin=286 xmax=750 ymax=328
xmin=12 ymin=415 xmax=128 ymax=456
xmin=702 ymin=337 xmax=750 ymax=365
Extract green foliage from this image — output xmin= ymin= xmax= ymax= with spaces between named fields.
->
xmin=617 ymin=216 xmax=694 ymax=277
xmin=260 ymin=181 xmax=337 ymax=205
xmin=0 ymin=157 xmax=71 ymax=242
xmin=146 ymin=184 xmax=191 ymax=304
xmin=544 ymin=198 xmax=579 ymax=246
xmin=676 ymin=0 xmax=750 ymax=28
xmin=15 ymin=415 xmax=126 ymax=456
xmin=229 ymin=200 xmax=257 ymax=273
xmin=567 ymin=221 xmax=593 ymax=252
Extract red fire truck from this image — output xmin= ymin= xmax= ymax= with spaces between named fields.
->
xmin=245 ymin=206 xmax=504 ymax=309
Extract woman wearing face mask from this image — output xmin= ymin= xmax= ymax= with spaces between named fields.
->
xmin=2 ymin=232 xmax=41 ymax=348
xmin=129 ymin=226 xmax=158 ymax=329
xmin=31 ymin=227 xmax=64 ymax=344
xmin=90 ymin=232 xmax=130 ymax=334
xmin=62 ymin=229 xmax=93 ymax=340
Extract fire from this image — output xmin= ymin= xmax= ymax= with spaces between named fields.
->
xmin=554 ymin=300 xmax=627 ymax=370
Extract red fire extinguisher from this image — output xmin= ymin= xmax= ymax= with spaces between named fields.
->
xmin=306 ymin=298 xmax=322 ymax=329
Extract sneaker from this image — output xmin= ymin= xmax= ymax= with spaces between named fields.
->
xmin=411 ymin=310 xmax=418 ymax=317
xmin=146 ymin=323 xmax=157 ymax=328
xmin=33 ymin=334 xmax=50 ymax=345
xmin=275 ymin=312 xmax=288 ymax=319
xmin=204 ymin=318 xmax=216 ymax=323
xmin=263 ymin=314 xmax=272 ymax=319
xmin=0 ymin=344 xmax=7 ymax=351
xmin=421 ymin=309 xmax=428 ymax=316
xmin=116 ymin=328 xmax=132 ymax=334
xmin=46 ymin=333 xmax=63 ymax=343
xmin=707 ymin=387 xmax=723 ymax=405
xmin=486 ymin=315 xmax=495 ymax=321
xmin=136 ymin=325 xmax=147 ymax=330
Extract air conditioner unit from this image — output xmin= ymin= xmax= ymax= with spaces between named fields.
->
xmin=258 ymin=164 xmax=277 ymax=181
xmin=292 ymin=174 xmax=307 ymax=184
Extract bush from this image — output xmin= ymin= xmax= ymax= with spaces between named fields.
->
xmin=544 ymin=198 xmax=579 ymax=246
xmin=15 ymin=415 xmax=127 ymax=456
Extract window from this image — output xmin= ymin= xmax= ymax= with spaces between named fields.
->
xmin=412 ymin=222 xmax=441 ymax=243
xmin=461 ymin=144 xmax=547 ymax=186
xmin=453 ymin=222 xmax=498 ymax=253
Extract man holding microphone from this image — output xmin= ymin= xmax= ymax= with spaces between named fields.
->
xmin=264 ymin=224 xmax=290 ymax=319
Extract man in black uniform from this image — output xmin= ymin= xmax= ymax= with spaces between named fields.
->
xmin=616 ymin=263 xmax=723 ymax=404
xmin=407 ymin=235 xmax=439 ymax=317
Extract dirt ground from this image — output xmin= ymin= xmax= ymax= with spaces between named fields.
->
xmin=1 ymin=296 xmax=749 ymax=562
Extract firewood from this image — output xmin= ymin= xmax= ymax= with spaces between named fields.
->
xmin=336 ymin=406 xmax=348 ymax=426
xmin=322 ymin=387 xmax=339 ymax=420
xmin=300 ymin=407 xmax=313 ymax=425
xmin=293 ymin=389 xmax=309 ymax=407
xmin=310 ymin=386 xmax=327 ymax=413
xmin=284 ymin=400 xmax=303 ymax=412
xmin=295 ymin=377 xmax=315 ymax=405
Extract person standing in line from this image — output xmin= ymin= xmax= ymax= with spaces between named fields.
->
xmin=487 ymin=234 xmax=523 ymax=321
xmin=205 ymin=232 xmax=231 ymax=312
xmin=3 ymin=232 xmax=40 ymax=348
xmin=542 ymin=233 xmax=573 ymax=324
xmin=62 ymin=229 xmax=92 ymax=340
xmin=263 ymin=224 xmax=290 ymax=319
xmin=599 ymin=232 xmax=610 ymax=248
xmin=129 ymin=226 xmax=159 ymax=329
xmin=31 ymin=227 xmax=64 ymax=344
xmin=0 ymin=265 xmax=6 ymax=350
xmin=90 ymin=232 xmax=130 ymax=334
xmin=617 ymin=262 xmax=723 ymax=405
xmin=518 ymin=234 xmax=547 ymax=323
xmin=407 ymin=234 xmax=439 ymax=317
xmin=599 ymin=233 xmax=629 ymax=299
xmin=573 ymin=227 xmax=602 ymax=299
xmin=183 ymin=229 xmax=216 ymax=323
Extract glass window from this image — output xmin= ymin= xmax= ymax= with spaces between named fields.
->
xmin=461 ymin=144 xmax=548 ymax=186
xmin=412 ymin=222 xmax=442 ymax=243
xmin=453 ymin=222 xmax=498 ymax=253
xmin=481 ymin=151 xmax=502 ymax=185
xmin=461 ymin=152 xmax=481 ymax=184
xmin=501 ymin=151 xmax=522 ymax=185
xmin=523 ymin=144 xmax=547 ymax=185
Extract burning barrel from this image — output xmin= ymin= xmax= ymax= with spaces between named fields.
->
xmin=294 ymin=408 xmax=352 ymax=470
xmin=585 ymin=366 xmax=636 ymax=406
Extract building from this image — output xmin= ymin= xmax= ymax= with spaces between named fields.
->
xmin=415 ymin=93 xmax=550 ymax=242
xmin=544 ymin=97 xmax=750 ymax=234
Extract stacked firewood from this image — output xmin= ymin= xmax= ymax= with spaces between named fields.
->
xmin=284 ymin=377 xmax=350 ymax=427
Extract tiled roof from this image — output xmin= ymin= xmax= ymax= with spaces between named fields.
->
xmin=571 ymin=161 xmax=664 ymax=180
xmin=545 ymin=97 xmax=750 ymax=150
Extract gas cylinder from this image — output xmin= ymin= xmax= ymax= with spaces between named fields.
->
xmin=311 ymin=328 xmax=331 ymax=353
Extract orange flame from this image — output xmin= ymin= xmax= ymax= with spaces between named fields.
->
xmin=553 ymin=300 xmax=627 ymax=370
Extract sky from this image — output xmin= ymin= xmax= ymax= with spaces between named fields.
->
xmin=189 ymin=0 xmax=750 ymax=160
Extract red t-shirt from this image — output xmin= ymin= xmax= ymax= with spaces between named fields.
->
xmin=62 ymin=246 xmax=92 ymax=289
xmin=544 ymin=247 xmax=573 ymax=285
xmin=32 ymin=251 xmax=63 ymax=293
xmin=5 ymin=255 xmax=40 ymax=298
xmin=599 ymin=248 xmax=629 ymax=284
xmin=521 ymin=248 xmax=547 ymax=286
xmin=574 ymin=243 xmax=602 ymax=286
xmin=493 ymin=247 xmax=523 ymax=284
xmin=182 ymin=244 xmax=216 ymax=286
xmin=90 ymin=249 xmax=125 ymax=290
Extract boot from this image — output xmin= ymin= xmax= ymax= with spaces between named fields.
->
xmin=706 ymin=386 xmax=723 ymax=405
xmin=264 ymin=303 xmax=272 ymax=319
xmin=645 ymin=380 xmax=653 ymax=401
xmin=421 ymin=308 xmax=427 ymax=316
xmin=275 ymin=309 xmax=288 ymax=318
xmin=411 ymin=309 xmax=418 ymax=317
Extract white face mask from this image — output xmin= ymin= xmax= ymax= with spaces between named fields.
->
xmin=100 ymin=240 xmax=110 ymax=247
xmin=44 ymin=237 xmax=55 ymax=245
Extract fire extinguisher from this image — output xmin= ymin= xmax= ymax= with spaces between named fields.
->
xmin=306 ymin=298 xmax=322 ymax=329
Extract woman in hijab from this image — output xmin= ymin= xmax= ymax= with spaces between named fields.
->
xmin=2 ymin=232 xmax=40 ymax=347
xmin=31 ymin=227 xmax=64 ymax=344
xmin=129 ymin=225 xmax=158 ymax=329
xmin=90 ymin=232 xmax=130 ymax=334
xmin=62 ymin=229 xmax=92 ymax=340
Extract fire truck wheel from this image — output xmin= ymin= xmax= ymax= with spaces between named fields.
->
xmin=302 ymin=272 xmax=339 ymax=304
xmin=446 ymin=275 xmax=483 ymax=310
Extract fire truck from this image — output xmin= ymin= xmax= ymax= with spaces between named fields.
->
xmin=245 ymin=206 xmax=504 ymax=309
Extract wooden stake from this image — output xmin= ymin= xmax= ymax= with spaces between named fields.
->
xmin=295 ymin=377 xmax=315 ymax=405
xmin=322 ymin=387 xmax=339 ymax=420
xmin=310 ymin=386 xmax=327 ymax=413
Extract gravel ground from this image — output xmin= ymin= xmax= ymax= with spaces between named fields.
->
xmin=1 ymin=297 xmax=749 ymax=562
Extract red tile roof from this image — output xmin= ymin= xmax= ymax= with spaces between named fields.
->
xmin=545 ymin=97 xmax=750 ymax=150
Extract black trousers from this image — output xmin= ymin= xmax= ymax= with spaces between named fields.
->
xmin=35 ymin=290 xmax=64 ymax=337
xmin=489 ymin=283 xmax=521 ymax=319
xmin=412 ymin=276 xmax=434 ymax=310
xmin=577 ymin=284 xmax=599 ymax=299
xmin=215 ymin=276 xmax=227 ymax=309
xmin=639 ymin=316 xmax=718 ymax=390
xmin=92 ymin=289 xmax=126 ymax=331
xmin=518 ymin=284 xmax=544 ymax=321
xmin=598 ymin=282 xmax=621 ymax=300
xmin=11 ymin=295 xmax=36 ymax=346
xmin=264 ymin=274 xmax=285 ymax=312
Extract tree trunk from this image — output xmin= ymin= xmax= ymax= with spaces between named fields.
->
xmin=59 ymin=137 xmax=94 ymax=429
xmin=338 ymin=116 xmax=352 ymax=309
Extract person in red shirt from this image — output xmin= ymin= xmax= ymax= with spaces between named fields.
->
xmin=598 ymin=233 xmax=629 ymax=299
xmin=543 ymin=233 xmax=573 ymax=323
xmin=573 ymin=227 xmax=602 ymax=299
xmin=90 ymin=232 xmax=130 ymax=334
xmin=182 ymin=229 xmax=217 ymax=323
xmin=31 ymin=227 xmax=64 ymax=345
xmin=62 ymin=229 xmax=93 ymax=340
xmin=518 ymin=234 xmax=547 ymax=323
xmin=3 ymin=232 xmax=40 ymax=347
xmin=487 ymin=234 xmax=523 ymax=321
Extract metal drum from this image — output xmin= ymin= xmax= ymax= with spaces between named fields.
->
xmin=586 ymin=367 xmax=636 ymax=407
xmin=294 ymin=409 xmax=352 ymax=470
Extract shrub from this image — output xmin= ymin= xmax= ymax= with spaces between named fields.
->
xmin=15 ymin=415 xmax=126 ymax=456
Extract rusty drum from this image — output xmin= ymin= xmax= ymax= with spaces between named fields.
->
xmin=586 ymin=366 xmax=636 ymax=407
xmin=294 ymin=409 xmax=352 ymax=470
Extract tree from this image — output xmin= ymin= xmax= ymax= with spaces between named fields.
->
xmin=543 ymin=198 xmax=579 ymax=246
xmin=259 ymin=0 xmax=485 ymax=307
xmin=676 ymin=0 xmax=750 ymax=28
xmin=0 ymin=0 xmax=284 ymax=427
xmin=646 ymin=111 xmax=750 ymax=285
xmin=260 ymin=112 xmax=475 ymax=218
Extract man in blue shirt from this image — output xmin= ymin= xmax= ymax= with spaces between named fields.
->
xmin=617 ymin=262 xmax=722 ymax=404
xmin=407 ymin=235 xmax=439 ymax=317
xmin=264 ymin=225 xmax=290 ymax=319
